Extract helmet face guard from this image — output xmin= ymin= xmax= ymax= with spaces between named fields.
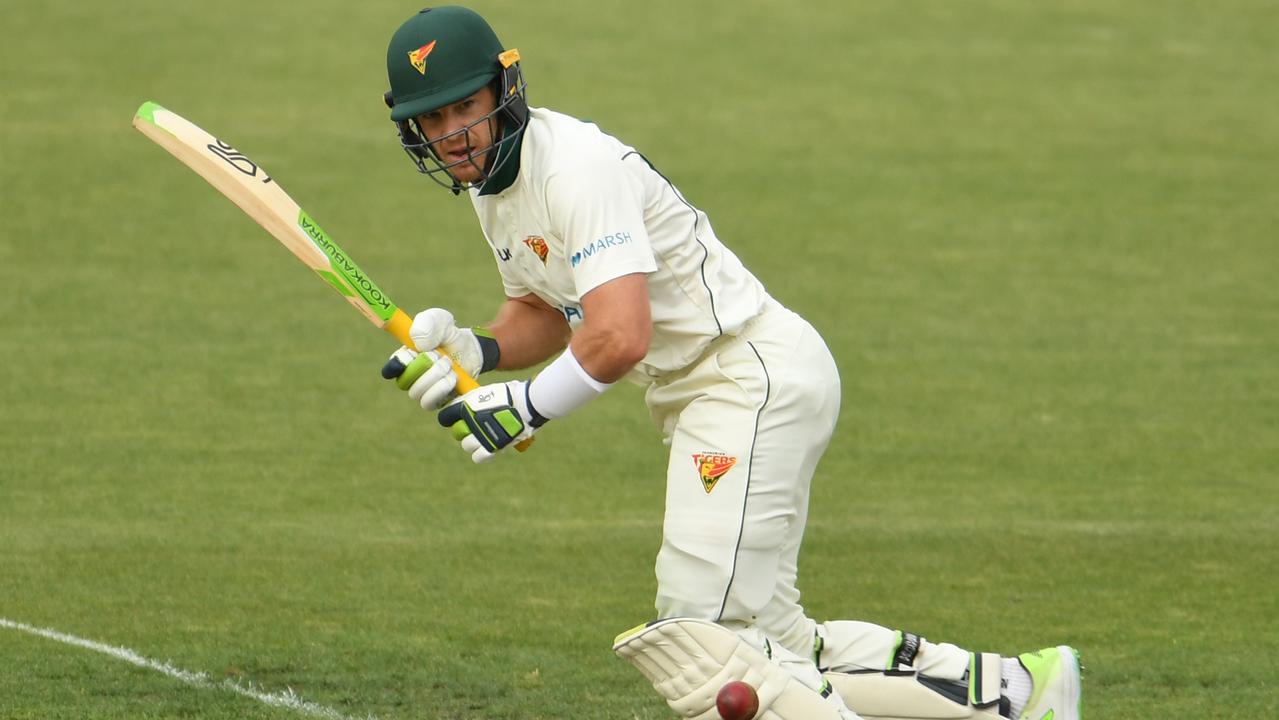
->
xmin=388 ymin=58 xmax=528 ymax=194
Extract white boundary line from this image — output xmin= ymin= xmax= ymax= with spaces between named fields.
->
xmin=1 ymin=617 xmax=376 ymax=720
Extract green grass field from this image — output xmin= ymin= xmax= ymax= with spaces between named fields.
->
xmin=2 ymin=1 xmax=1276 ymax=718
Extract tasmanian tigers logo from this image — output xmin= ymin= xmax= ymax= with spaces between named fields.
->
xmin=523 ymin=236 xmax=550 ymax=264
xmin=692 ymin=452 xmax=737 ymax=493
xmin=408 ymin=40 xmax=437 ymax=75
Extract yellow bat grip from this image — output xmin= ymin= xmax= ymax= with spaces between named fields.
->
xmin=384 ymin=308 xmax=534 ymax=451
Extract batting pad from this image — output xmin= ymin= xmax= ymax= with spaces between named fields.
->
xmin=823 ymin=665 xmax=1005 ymax=720
xmin=613 ymin=618 xmax=843 ymax=720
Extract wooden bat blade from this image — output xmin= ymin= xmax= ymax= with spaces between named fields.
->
xmin=131 ymin=101 xmax=534 ymax=446
xmin=130 ymin=100 xmax=498 ymax=412
xmin=131 ymin=101 xmax=399 ymax=333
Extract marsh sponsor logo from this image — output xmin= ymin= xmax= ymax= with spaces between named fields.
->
xmin=570 ymin=231 xmax=633 ymax=267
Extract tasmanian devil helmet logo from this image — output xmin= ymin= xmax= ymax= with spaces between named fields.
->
xmin=408 ymin=40 xmax=437 ymax=75
xmin=692 ymin=452 xmax=737 ymax=493
xmin=523 ymin=236 xmax=550 ymax=264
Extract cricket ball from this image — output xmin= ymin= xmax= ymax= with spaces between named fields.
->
xmin=715 ymin=680 xmax=759 ymax=720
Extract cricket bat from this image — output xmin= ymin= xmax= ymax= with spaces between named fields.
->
xmin=132 ymin=101 xmax=532 ymax=450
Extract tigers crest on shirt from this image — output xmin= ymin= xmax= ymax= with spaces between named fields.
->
xmin=523 ymin=235 xmax=550 ymax=264
xmin=692 ymin=452 xmax=737 ymax=493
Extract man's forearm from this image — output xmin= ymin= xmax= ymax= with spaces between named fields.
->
xmin=486 ymin=295 xmax=572 ymax=370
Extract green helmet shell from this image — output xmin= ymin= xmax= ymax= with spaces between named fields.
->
xmin=386 ymin=6 xmax=507 ymax=122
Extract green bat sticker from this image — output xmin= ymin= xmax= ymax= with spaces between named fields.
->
xmin=297 ymin=210 xmax=397 ymax=322
xmin=135 ymin=101 xmax=165 ymax=127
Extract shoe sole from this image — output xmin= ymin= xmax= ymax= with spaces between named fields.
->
xmin=1058 ymin=645 xmax=1083 ymax=720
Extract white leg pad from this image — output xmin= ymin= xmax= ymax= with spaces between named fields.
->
xmin=824 ymin=671 xmax=1005 ymax=720
xmin=614 ymin=618 xmax=847 ymax=720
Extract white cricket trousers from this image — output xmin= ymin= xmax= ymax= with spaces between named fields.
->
xmin=644 ymin=300 xmax=971 ymax=680
xmin=645 ymin=299 xmax=837 ymax=650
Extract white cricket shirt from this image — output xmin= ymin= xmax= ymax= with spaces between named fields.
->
xmin=470 ymin=107 xmax=770 ymax=382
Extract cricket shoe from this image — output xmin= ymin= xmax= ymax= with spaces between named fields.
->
xmin=1016 ymin=645 xmax=1082 ymax=720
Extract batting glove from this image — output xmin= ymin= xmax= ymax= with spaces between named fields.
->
xmin=438 ymin=381 xmax=548 ymax=463
xmin=381 ymin=347 xmax=459 ymax=411
xmin=408 ymin=308 xmax=495 ymax=380
xmin=381 ymin=308 xmax=501 ymax=410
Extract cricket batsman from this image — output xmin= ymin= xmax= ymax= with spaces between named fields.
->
xmin=378 ymin=7 xmax=1083 ymax=720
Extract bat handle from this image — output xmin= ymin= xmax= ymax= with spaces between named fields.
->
xmin=385 ymin=309 xmax=534 ymax=452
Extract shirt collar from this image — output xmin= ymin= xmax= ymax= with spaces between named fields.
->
xmin=476 ymin=124 xmax=525 ymax=196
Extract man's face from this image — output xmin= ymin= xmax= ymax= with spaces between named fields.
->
xmin=414 ymin=85 xmax=499 ymax=185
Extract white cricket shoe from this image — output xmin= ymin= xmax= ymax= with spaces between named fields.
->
xmin=1016 ymin=645 xmax=1082 ymax=720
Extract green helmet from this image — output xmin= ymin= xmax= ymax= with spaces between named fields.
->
xmin=384 ymin=6 xmax=528 ymax=192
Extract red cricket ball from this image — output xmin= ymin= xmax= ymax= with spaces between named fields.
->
xmin=716 ymin=680 xmax=760 ymax=720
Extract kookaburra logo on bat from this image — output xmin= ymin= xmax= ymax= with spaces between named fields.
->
xmin=207 ymin=140 xmax=272 ymax=184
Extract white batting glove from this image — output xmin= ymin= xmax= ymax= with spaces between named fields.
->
xmin=409 ymin=308 xmax=484 ymax=379
xmin=437 ymin=381 xmax=548 ymax=463
xmin=381 ymin=347 xmax=459 ymax=410
xmin=382 ymin=308 xmax=502 ymax=410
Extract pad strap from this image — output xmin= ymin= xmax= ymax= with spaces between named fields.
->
xmin=968 ymin=652 xmax=1003 ymax=708
xmin=891 ymin=631 xmax=922 ymax=670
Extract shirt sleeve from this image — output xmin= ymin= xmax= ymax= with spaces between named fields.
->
xmin=499 ymin=267 xmax=532 ymax=299
xmin=544 ymin=152 xmax=658 ymax=296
